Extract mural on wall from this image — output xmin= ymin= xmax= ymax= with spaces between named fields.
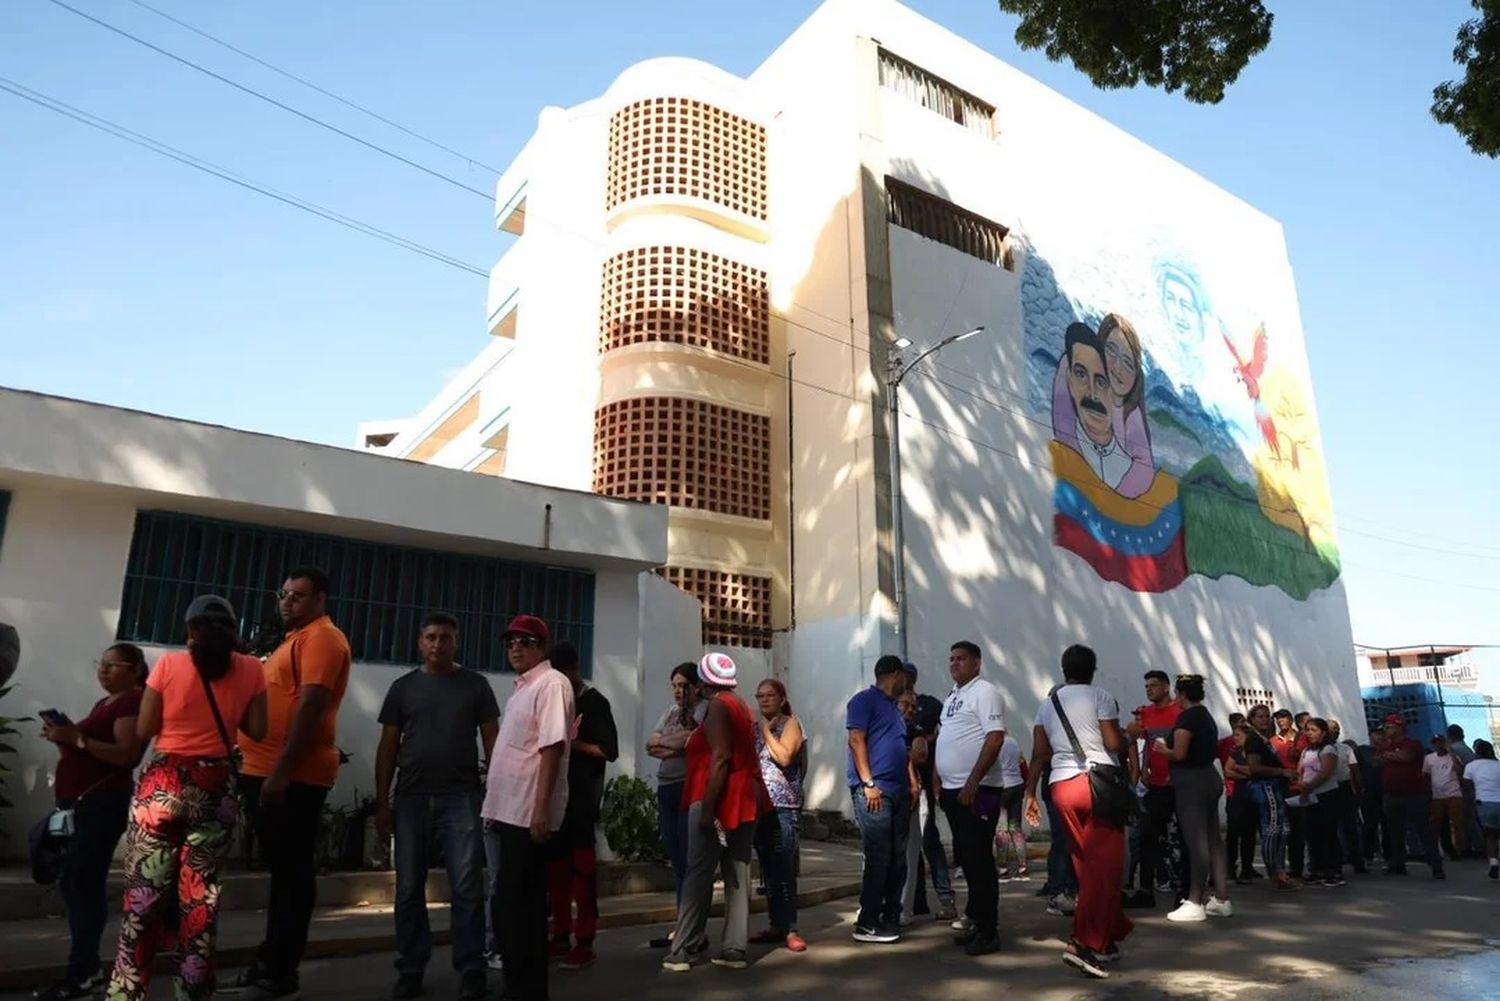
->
xmin=1023 ymin=230 xmax=1339 ymax=600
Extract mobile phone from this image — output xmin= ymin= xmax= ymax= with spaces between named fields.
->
xmin=40 ymin=709 xmax=72 ymax=727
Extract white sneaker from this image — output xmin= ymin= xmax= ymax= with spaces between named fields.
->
xmin=1166 ymin=900 xmax=1208 ymax=923
xmin=1205 ymin=897 xmax=1233 ymax=917
xmin=950 ymin=916 xmax=975 ymax=932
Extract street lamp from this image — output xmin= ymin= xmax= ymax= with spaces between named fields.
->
xmin=886 ymin=326 xmax=986 ymax=660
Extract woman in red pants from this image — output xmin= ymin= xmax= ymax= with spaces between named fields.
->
xmin=1025 ymin=645 xmax=1131 ymax=980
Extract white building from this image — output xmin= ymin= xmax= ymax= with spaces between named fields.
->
xmin=0 ymin=388 xmax=700 ymax=849
xmin=365 ymin=0 xmax=1366 ymax=810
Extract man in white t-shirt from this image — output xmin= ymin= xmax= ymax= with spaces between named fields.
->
xmin=935 ymin=641 xmax=1006 ymax=957
xmin=1424 ymin=735 xmax=1467 ymax=859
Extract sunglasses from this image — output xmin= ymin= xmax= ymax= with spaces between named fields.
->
xmin=276 ymin=589 xmax=315 ymax=603
xmin=504 ymin=636 xmax=540 ymax=650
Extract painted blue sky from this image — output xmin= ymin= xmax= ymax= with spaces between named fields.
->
xmin=2 ymin=0 xmax=1496 ymax=681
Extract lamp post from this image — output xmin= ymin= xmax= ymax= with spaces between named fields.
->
xmin=886 ymin=325 xmax=985 ymax=660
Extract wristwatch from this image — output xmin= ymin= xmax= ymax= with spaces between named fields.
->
xmin=862 ymin=779 xmax=876 ymax=789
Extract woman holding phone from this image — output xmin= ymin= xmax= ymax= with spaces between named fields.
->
xmin=35 ymin=643 xmax=149 ymax=1001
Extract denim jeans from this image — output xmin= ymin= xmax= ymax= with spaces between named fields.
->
xmin=483 ymin=822 xmax=500 ymax=953
xmin=656 ymin=781 xmax=688 ymax=903
xmin=850 ymin=786 xmax=910 ymax=931
xmin=1042 ymin=778 xmax=1079 ymax=896
xmin=754 ymin=807 xmax=800 ymax=932
xmin=393 ymin=791 xmax=486 ymax=976
xmin=58 ymin=785 xmax=132 ymax=982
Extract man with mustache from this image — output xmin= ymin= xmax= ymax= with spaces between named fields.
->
xmin=1060 ymin=323 xmax=1132 ymax=489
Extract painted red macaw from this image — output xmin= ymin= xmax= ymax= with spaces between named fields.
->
xmin=1222 ymin=323 xmax=1295 ymax=467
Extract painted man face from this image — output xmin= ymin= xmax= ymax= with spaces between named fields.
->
xmin=1068 ymin=341 xmax=1113 ymax=446
xmin=1161 ymin=276 xmax=1203 ymax=344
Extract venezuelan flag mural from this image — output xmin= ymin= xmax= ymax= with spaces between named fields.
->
xmin=1023 ymin=233 xmax=1340 ymax=601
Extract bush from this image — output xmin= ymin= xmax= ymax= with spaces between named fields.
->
xmin=601 ymin=775 xmax=666 ymax=863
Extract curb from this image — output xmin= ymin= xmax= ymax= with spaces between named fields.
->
xmin=0 ymin=879 xmax=862 ymax=991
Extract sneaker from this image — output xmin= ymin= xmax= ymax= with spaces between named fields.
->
xmin=1122 ymin=889 xmax=1156 ymax=909
xmin=32 ymin=978 xmax=96 ymax=1001
xmin=852 ymin=925 xmax=900 ymax=944
xmin=711 ymin=949 xmax=748 ymax=970
xmin=1205 ymin=897 xmax=1234 ymax=917
xmin=218 ymin=968 xmax=269 ymax=994
xmin=998 ymin=866 xmax=1013 ymax=881
xmin=483 ymin=950 xmax=504 ymax=971
xmin=457 ymin=971 xmax=486 ymax=1001
xmin=547 ymin=938 xmax=572 ymax=960
xmin=950 ymin=915 xmax=975 ymax=932
xmin=935 ymin=902 xmax=958 ymax=921
xmin=1046 ymin=894 xmax=1076 ymax=916
xmin=963 ymin=932 xmax=1001 ymax=956
xmin=1489 ymin=862 xmax=1499 ymax=880
xmin=1063 ymin=944 xmax=1109 ymax=979
xmin=1322 ymin=876 xmax=1347 ymax=888
xmin=785 ymin=932 xmax=808 ymax=953
xmin=391 ymin=973 xmax=423 ymax=999
xmin=227 ymin=977 xmax=302 ymax=1001
xmin=953 ymin=926 xmax=978 ymax=947
xmin=749 ymin=928 xmax=786 ymax=944
xmin=558 ymin=946 xmax=595 ymax=970
xmin=1014 ymin=868 xmax=1031 ymax=881
xmin=1166 ymin=900 xmax=1208 ymax=923
xmin=660 ymin=948 xmax=706 ymax=973
xmin=647 ymin=935 xmax=673 ymax=949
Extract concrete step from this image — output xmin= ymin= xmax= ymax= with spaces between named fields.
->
xmin=0 ymin=861 xmax=674 ymax=923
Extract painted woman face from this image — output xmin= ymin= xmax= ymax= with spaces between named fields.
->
xmin=1104 ymin=328 xmax=1138 ymax=400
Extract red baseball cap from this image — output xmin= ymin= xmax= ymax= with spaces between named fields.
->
xmin=501 ymin=614 xmax=550 ymax=646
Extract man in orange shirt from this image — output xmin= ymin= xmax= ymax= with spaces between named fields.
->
xmin=224 ymin=567 xmax=351 ymax=1001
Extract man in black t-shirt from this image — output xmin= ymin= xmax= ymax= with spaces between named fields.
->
xmin=900 ymin=663 xmax=957 ymax=921
xmin=376 ymin=612 xmax=501 ymax=1000
xmin=547 ymin=642 xmax=619 ymax=970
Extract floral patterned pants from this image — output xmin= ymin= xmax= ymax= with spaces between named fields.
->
xmin=106 ymin=754 xmax=237 ymax=1001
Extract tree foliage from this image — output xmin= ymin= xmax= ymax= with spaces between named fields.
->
xmin=997 ymin=0 xmax=1273 ymax=104
xmin=1432 ymin=0 xmax=1500 ymax=158
xmin=998 ymin=0 xmax=1500 ymax=157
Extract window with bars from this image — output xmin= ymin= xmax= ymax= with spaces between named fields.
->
xmin=1235 ymin=687 xmax=1277 ymax=710
xmin=116 ymin=511 xmax=595 ymax=675
xmin=659 ymin=566 xmax=772 ymax=649
xmin=593 ymin=397 xmax=771 ymax=520
xmin=600 ymin=246 xmax=770 ymax=365
xmin=877 ymin=48 xmax=996 ymax=140
xmin=886 ymin=177 xmax=1013 ymax=270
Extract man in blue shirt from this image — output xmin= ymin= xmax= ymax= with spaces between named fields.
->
xmin=846 ymin=655 xmax=913 ymax=943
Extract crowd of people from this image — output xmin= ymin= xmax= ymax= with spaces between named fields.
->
xmin=25 ymin=576 xmax=1500 ymax=998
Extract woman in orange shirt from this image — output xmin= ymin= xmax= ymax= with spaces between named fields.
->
xmin=105 ymin=596 xmax=268 ymax=1001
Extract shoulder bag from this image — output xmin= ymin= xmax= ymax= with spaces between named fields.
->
xmin=1050 ymin=689 xmax=1138 ymax=827
xmin=197 ymin=666 xmax=241 ymax=776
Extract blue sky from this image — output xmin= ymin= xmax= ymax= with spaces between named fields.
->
xmin=2 ymin=0 xmax=1496 ymax=679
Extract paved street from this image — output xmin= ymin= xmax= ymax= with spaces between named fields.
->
xmin=9 ymin=860 xmax=1497 ymax=1001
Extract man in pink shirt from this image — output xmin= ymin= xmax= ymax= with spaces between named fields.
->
xmin=481 ymin=615 xmax=573 ymax=1001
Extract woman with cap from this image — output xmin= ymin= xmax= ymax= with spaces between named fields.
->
xmin=105 ymin=595 xmax=268 ymax=1001
xmin=33 ymin=644 xmax=148 ymax=1001
xmin=661 ymin=653 xmax=765 ymax=974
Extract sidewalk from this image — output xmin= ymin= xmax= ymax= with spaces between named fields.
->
xmin=0 ymin=842 xmax=864 ymax=991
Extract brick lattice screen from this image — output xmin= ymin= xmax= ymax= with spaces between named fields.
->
xmin=606 ymin=97 xmax=768 ymax=220
xmin=593 ymin=396 xmax=770 ymax=520
xmin=599 ymin=246 xmax=770 ymax=364
xmin=659 ymin=565 xmax=773 ymax=649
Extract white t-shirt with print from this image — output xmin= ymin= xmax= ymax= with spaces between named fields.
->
xmin=1462 ymin=757 xmax=1500 ymax=802
xmin=998 ymin=734 xmax=1023 ymax=788
xmin=935 ymin=676 xmax=1006 ymax=789
xmin=1033 ymin=684 xmax=1120 ymax=783
xmin=1424 ymin=752 xmax=1463 ymax=799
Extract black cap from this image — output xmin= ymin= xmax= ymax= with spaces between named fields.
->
xmin=184 ymin=594 xmax=237 ymax=626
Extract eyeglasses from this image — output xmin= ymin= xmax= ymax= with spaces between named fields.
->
xmin=276 ymin=589 xmax=314 ymax=603
xmin=504 ymin=636 xmax=540 ymax=650
xmin=98 ymin=660 xmax=133 ymax=671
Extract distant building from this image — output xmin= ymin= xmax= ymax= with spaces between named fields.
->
xmin=1357 ymin=645 xmax=1497 ymax=745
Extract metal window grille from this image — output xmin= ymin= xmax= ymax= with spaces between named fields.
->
xmin=885 ymin=177 xmax=1013 ymax=270
xmin=116 ymin=511 xmax=595 ymax=675
xmin=877 ymin=48 xmax=997 ymax=140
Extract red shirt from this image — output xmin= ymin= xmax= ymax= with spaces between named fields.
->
xmin=1216 ymin=735 xmax=1238 ymax=797
xmin=54 ymin=689 xmax=143 ymax=803
xmin=1376 ymin=736 xmax=1425 ymax=797
xmin=684 ymin=692 xmax=764 ymax=831
xmin=1138 ymin=702 xmax=1181 ymax=787
xmin=1271 ymin=732 xmax=1302 ymax=771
